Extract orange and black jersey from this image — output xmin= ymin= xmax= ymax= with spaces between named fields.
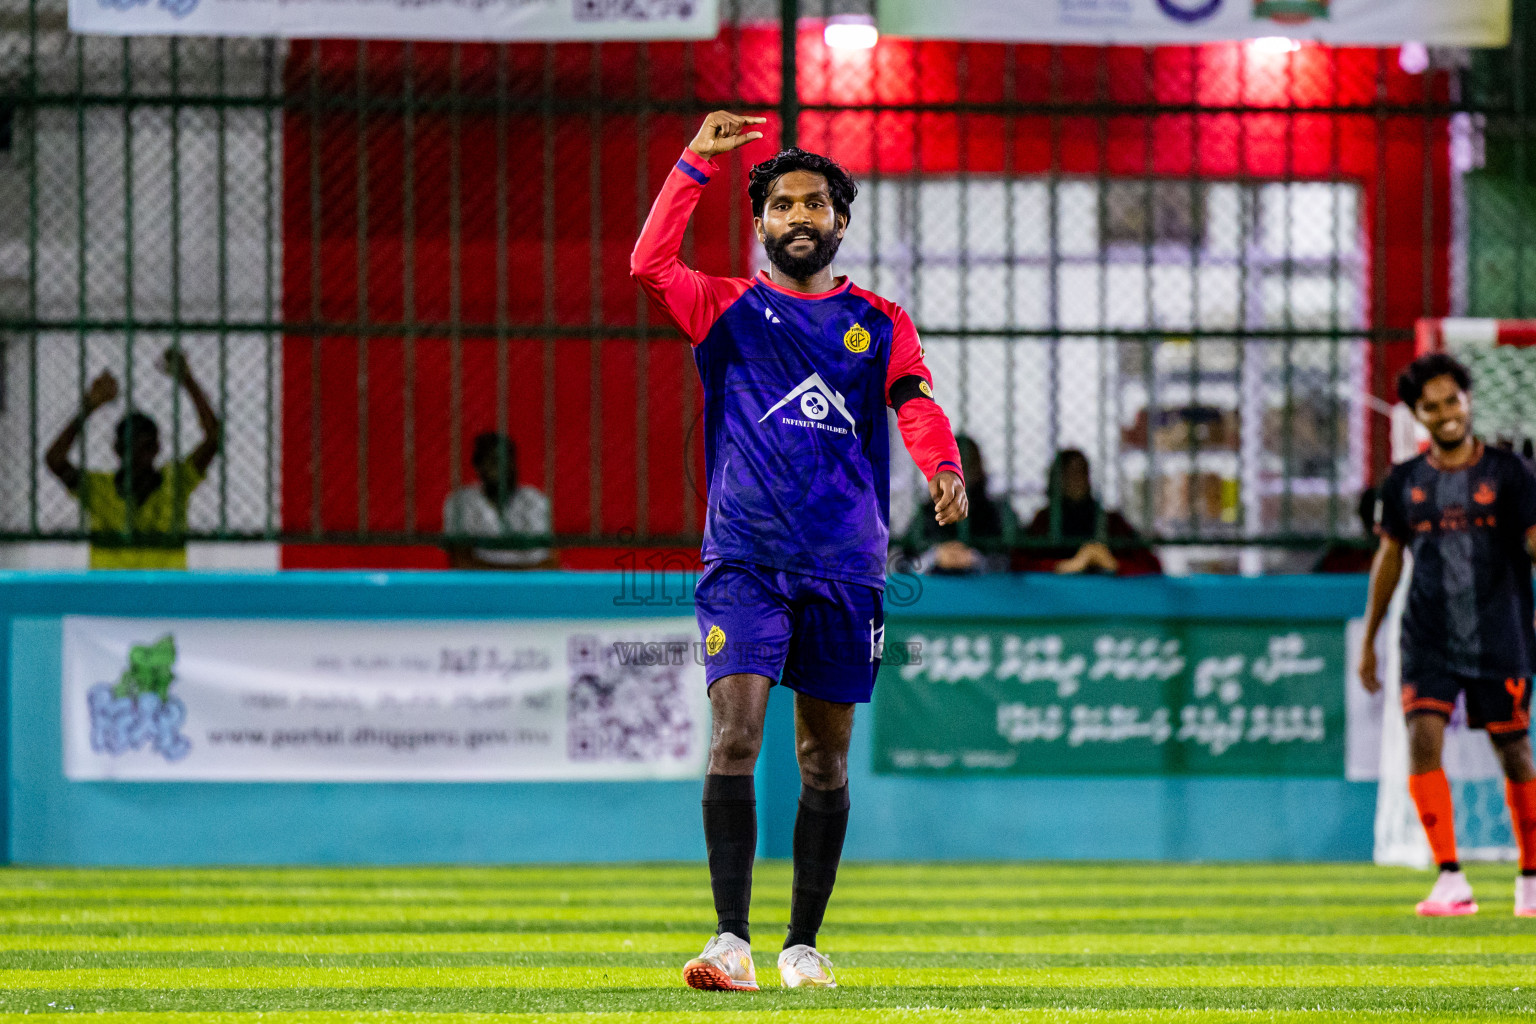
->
xmin=1377 ymin=442 xmax=1536 ymax=681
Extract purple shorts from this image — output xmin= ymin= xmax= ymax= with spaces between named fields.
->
xmin=693 ymin=560 xmax=884 ymax=704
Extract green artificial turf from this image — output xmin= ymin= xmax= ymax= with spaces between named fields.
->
xmin=0 ymin=861 xmax=1528 ymax=1021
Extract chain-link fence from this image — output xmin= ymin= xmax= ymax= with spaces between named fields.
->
xmin=1 ymin=0 xmax=1529 ymax=563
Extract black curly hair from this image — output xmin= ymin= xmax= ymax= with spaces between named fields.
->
xmin=747 ymin=148 xmax=858 ymax=222
xmin=1396 ymin=352 xmax=1472 ymax=408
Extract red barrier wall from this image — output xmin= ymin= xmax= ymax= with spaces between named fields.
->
xmin=281 ymin=31 xmax=1449 ymax=568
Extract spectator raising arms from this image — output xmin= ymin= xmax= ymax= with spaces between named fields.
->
xmin=1017 ymin=449 xmax=1161 ymax=576
xmin=442 ymin=433 xmax=556 ymax=570
xmin=44 ymin=348 xmax=222 ymax=570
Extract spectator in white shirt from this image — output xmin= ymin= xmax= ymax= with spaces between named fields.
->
xmin=442 ymin=432 xmax=555 ymax=570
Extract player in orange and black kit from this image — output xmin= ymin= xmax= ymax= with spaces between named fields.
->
xmin=1359 ymin=353 xmax=1536 ymax=917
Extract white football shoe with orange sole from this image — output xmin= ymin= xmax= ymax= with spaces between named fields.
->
xmin=778 ymin=944 xmax=838 ymax=988
xmin=682 ymin=932 xmax=758 ymax=991
xmin=1415 ymin=869 xmax=1478 ymax=917
xmin=1516 ymin=875 xmax=1536 ymax=918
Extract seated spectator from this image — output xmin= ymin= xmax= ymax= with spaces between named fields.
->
xmin=1016 ymin=449 xmax=1161 ymax=576
xmin=442 ymin=432 xmax=555 ymax=570
xmin=44 ymin=349 xmax=222 ymax=570
xmin=909 ymin=435 xmax=1014 ymax=575
xmin=1312 ymin=489 xmax=1378 ymax=574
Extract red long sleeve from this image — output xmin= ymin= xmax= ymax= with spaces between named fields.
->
xmin=630 ymin=148 xmax=751 ymax=346
xmin=849 ymin=286 xmax=963 ymax=483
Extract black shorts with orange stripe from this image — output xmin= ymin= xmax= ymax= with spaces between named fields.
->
xmin=1402 ymin=673 xmax=1532 ymax=737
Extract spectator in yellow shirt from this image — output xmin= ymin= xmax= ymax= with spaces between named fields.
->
xmin=44 ymin=348 xmax=223 ymax=570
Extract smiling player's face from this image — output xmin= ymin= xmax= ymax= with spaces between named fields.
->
xmin=1413 ymin=373 xmax=1472 ymax=451
xmin=756 ymin=170 xmax=846 ymax=281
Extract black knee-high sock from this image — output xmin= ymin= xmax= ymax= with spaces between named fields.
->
xmin=702 ymin=774 xmax=756 ymax=942
xmin=785 ymin=783 xmax=850 ymax=950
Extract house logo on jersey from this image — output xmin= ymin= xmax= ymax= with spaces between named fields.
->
xmin=843 ymin=323 xmax=871 ymax=354
xmin=759 ymin=373 xmax=858 ymax=437
xmin=1474 ymin=481 xmax=1497 ymax=505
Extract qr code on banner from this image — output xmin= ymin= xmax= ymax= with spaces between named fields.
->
xmin=573 ymin=0 xmax=696 ymax=21
xmin=567 ymin=635 xmax=697 ymax=763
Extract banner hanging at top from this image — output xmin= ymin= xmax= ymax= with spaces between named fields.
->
xmin=878 ymin=0 xmax=1509 ymax=47
xmin=69 ymin=0 xmax=719 ymax=40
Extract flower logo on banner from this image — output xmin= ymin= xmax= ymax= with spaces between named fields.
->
xmin=1155 ymin=0 xmax=1223 ymax=22
xmin=86 ymin=634 xmax=193 ymax=762
xmin=96 ymin=0 xmax=201 ymax=19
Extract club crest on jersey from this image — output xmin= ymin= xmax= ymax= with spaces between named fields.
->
xmin=1474 ymin=481 xmax=1497 ymax=505
xmin=758 ymin=372 xmax=858 ymax=437
xmin=843 ymin=322 xmax=871 ymax=354
xmin=1410 ymin=486 xmax=1426 ymax=504
xmin=705 ymin=625 xmax=726 ymax=657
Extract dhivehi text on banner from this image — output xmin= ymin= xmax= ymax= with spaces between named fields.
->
xmin=878 ymin=0 xmax=1508 ymax=47
xmin=874 ymin=621 xmax=1346 ymax=776
xmin=69 ymin=0 xmax=718 ymax=40
xmin=63 ymin=616 xmax=707 ymax=781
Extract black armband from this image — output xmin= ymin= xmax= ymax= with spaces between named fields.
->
xmin=888 ymin=374 xmax=935 ymax=411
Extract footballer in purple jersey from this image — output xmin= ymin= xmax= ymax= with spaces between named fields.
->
xmin=632 ymin=112 xmax=968 ymax=990
xmin=1359 ymin=353 xmax=1536 ymax=918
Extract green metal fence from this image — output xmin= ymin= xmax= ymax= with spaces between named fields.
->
xmin=1 ymin=0 xmax=1532 ymax=564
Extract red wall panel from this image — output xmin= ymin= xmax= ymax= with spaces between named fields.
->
xmin=281 ymin=33 xmax=1449 ymax=568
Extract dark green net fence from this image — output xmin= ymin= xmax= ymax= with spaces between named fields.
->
xmin=1 ymin=0 xmax=1534 ymax=563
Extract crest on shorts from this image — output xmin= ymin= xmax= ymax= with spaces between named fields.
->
xmin=705 ymin=625 xmax=727 ymax=657
xmin=843 ymin=323 xmax=871 ymax=354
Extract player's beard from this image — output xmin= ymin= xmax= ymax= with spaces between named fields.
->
xmin=764 ymin=225 xmax=841 ymax=281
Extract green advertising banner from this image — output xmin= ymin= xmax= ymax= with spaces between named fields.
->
xmin=875 ymin=622 xmax=1345 ymax=776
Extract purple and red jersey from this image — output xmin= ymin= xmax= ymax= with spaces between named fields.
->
xmin=1377 ymin=442 xmax=1536 ymax=682
xmin=631 ymin=147 xmax=963 ymax=590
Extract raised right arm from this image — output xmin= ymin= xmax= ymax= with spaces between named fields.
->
xmin=630 ymin=112 xmax=764 ymax=345
xmin=46 ymin=371 xmax=118 ymax=493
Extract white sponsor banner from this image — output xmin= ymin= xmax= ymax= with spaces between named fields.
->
xmin=69 ymin=0 xmax=718 ymax=41
xmin=64 ymin=616 xmax=707 ymax=781
xmin=879 ymin=0 xmax=1509 ymax=47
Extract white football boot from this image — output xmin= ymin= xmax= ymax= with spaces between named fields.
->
xmin=682 ymin=932 xmax=758 ymax=991
xmin=1516 ymin=875 xmax=1536 ymax=918
xmin=1415 ymin=869 xmax=1478 ymax=917
xmin=778 ymin=944 xmax=838 ymax=988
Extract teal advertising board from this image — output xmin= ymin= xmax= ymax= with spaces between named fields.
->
xmin=875 ymin=621 xmax=1345 ymax=776
xmin=0 ymin=571 xmax=1378 ymax=863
